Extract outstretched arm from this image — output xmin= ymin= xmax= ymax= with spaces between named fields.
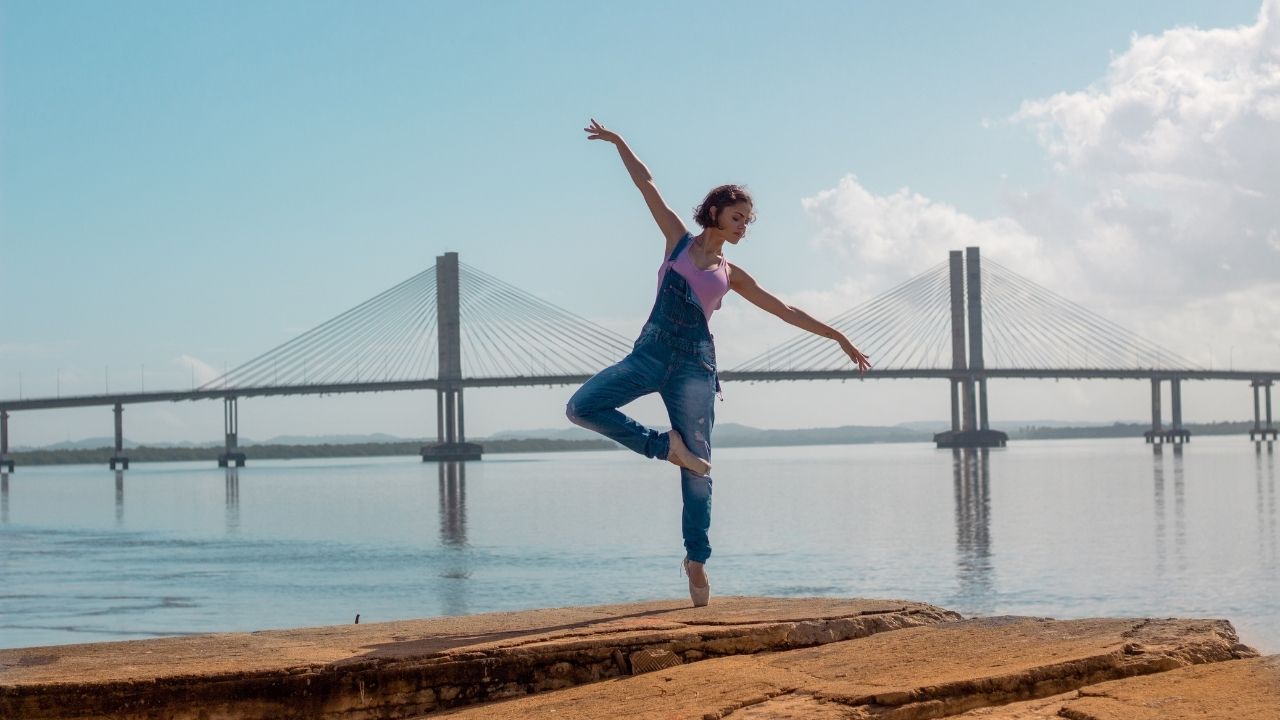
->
xmin=729 ymin=263 xmax=872 ymax=373
xmin=584 ymin=119 xmax=688 ymax=255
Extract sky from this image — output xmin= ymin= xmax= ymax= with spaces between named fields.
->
xmin=2 ymin=0 xmax=1278 ymax=447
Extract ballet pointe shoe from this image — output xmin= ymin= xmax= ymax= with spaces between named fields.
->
xmin=682 ymin=557 xmax=710 ymax=607
xmin=667 ymin=430 xmax=711 ymax=476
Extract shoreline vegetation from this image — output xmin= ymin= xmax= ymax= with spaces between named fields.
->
xmin=4 ymin=420 xmax=1263 ymax=467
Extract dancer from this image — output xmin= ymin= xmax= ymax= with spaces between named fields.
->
xmin=566 ymin=119 xmax=871 ymax=606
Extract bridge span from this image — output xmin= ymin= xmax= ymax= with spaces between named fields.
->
xmin=1 ymin=248 xmax=1276 ymax=471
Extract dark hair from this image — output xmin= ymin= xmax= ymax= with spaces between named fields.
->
xmin=693 ymin=184 xmax=756 ymax=229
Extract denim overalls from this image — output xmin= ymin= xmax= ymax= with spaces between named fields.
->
xmin=566 ymin=233 xmax=720 ymax=564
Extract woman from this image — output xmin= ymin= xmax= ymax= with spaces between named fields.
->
xmin=566 ymin=119 xmax=872 ymax=607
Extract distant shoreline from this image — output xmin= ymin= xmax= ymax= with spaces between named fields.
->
xmin=3 ymin=420 xmax=1263 ymax=467
xmin=5 ymin=438 xmax=615 ymax=466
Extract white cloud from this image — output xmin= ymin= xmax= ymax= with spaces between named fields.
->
xmin=1137 ymin=282 xmax=1280 ymax=370
xmin=798 ymin=0 xmax=1280 ymax=370
xmin=177 ymin=355 xmax=222 ymax=387
xmin=801 ymin=174 xmax=1046 ymax=282
xmin=1010 ymin=0 xmax=1280 ymax=297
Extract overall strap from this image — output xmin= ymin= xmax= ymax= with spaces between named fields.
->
xmin=666 ymin=232 xmax=693 ymax=264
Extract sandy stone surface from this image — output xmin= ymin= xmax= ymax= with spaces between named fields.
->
xmin=951 ymin=655 xmax=1280 ymax=719
xmin=1058 ymin=655 xmax=1280 ymax=719
xmin=0 ymin=596 xmax=954 ymax=720
xmin=435 ymin=616 xmax=1257 ymax=719
xmin=2 ymin=600 xmax=1266 ymax=720
xmin=0 ymin=596 xmax=941 ymax=686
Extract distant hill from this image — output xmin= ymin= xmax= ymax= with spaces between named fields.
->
xmin=893 ymin=419 xmax=1125 ymax=433
xmin=249 ymin=433 xmax=417 ymax=446
xmin=34 ymin=437 xmax=220 ymax=451
xmin=1010 ymin=420 xmax=1256 ymax=440
xmin=16 ymin=418 xmax=1258 ymax=456
xmin=483 ymin=427 xmax=599 ymax=441
xmin=485 ymin=422 xmax=932 ymax=447
xmin=25 ymin=433 xmax=424 ymax=451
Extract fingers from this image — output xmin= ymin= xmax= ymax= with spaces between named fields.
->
xmin=846 ymin=346 xmax=872 ymax=374
xmin=584 ymin=118 xmax=614 ymax=139
xmin=584 ymin=118 xmax=612 ymax=141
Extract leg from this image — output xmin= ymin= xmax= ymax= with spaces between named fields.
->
xmin=566 ymin=345 xmax=670 ymax=459
xmin=667 ymin=426 xmax=711 ymax=475
xmin=661 ymin=361 xmax=717 ymax=565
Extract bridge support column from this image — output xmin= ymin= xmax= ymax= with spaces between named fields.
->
xmin=978 ymin=378 xmax=990 ymax=431
xmin=962 ymin=379 xmax=977 ymax=433
xmin=1250 ymin=380 xmax=1277 ymax=441
xmin=948 ymin=252 xmax=966 ymax=438
xmin=437 ymin=391 xmax=444 ymax=443
xmin=1145 ymin=378 xmax=1163 ymax=443
xmin=422 ymin=251 xmax=482 ymax=463
xmin=1270 ymin=382 xmax=1276 ymax=436
xmin=425 ymin=387 xmax=479 ymax=461
xmin=0 ymin=411 xmax=13 ymax=473
xmin=218 ymin=397 xmax=246 ymax=467
xmin=1164 ymin=377 xmax=1190 ymax=444
xmin=936 ymin=247 xmax=1005 ymax=449
xmin=109 ymin=403 xmax=129 ymax=470
xmin=949 ymin=380 xmax=961 ymax=433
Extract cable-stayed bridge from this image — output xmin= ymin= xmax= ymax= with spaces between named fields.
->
xmin=1 ymin=248 xmax=1276 ymax=471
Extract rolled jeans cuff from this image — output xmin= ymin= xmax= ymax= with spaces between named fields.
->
xmin=648 ymin=429 xmax=670 ymax=460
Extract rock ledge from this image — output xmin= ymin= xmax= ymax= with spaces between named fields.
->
xmin=0 ymin=596 xmax=954 ymax=720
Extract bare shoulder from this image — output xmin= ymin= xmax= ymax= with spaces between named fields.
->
xmin=728 ymin=261 xmax=756 ymax=289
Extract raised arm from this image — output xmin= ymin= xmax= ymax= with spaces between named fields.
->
xmin=728 ymin=262 xmax=872 ymax=373
xmin=585 ymin=119 xmax=688 ymax=254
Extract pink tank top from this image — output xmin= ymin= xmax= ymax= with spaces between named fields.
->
xmin=656 ymin=235 xmax=731 ymax=321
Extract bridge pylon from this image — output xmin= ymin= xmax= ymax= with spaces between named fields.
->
xmin=935 ymin=247 xmax=1008 ymax=449
xmin=108 ymin=403 xmax=130 ymax=470
xmin=0 ymin=411 xmax=13 ymax=473
xmin=1145 ymin=378 xmax=1191 ymax=444
xmin=422 ymin=252 xmax=482 ymax=462
xmin=218 ymin=397 xmax=247 ymax=467
xmin=1250 ymin=379 xmax=1277 ymax=442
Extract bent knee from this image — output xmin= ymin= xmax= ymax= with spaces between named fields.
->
xmin=565 ymin=399 xmax=585 ymax=427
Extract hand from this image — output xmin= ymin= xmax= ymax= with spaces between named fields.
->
xmin=839 ymin=337 xmax=872 ymax=375
xmin=584 ymin=118 xmax=622 ymax=144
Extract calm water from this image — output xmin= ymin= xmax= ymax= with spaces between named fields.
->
xmin=1 ymin=437 xmax=1277 ymax=652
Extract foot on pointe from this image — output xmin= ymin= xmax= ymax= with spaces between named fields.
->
xmin=667 ymin=430 xmax=711 ymax=476
xmin=683 ymin=558 xmax=710 ymax=607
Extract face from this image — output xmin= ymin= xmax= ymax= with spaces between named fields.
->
xmin=712 ymin=201 xmax=753 ymax=243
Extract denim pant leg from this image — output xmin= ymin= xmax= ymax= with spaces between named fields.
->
xmin=566 ymin=343 xmax=671 ymax=459
xmin=660 ymin=357 xmax=717 ymax=564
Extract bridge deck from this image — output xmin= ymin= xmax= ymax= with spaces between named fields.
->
xmin=2 ymin=369 xmax=1277 ymax=412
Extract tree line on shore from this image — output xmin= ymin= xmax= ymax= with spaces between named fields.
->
xmin=4 ymin=420 xmax=1264 ymax=467
xmin=7 ymin=438 xmax=615 ymax=466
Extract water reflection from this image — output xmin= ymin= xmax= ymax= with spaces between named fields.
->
xmin=1153 ymin=445 xmax=1166 ymax=576
xmin=1258 ymin=443 xmax=1276 ymax=564
xmin=225 ymin=468 xmax=240 ymax=536
xmin=437 ymin=461 xmax=470 ymax=616
xmin=1 ymin=473 xmax=8 ymax=524
xmin=1151 ymin=445 xmax=1187 ymax=574
xmin=438 ymin=462 xmax=467 ymax=547
xmin=114 ymin=470 xmax=125 ymax=526
xmin=1172 ymin=445 xmax=1186 ymax=572
xmin=953 ymin=448 xmax=993 ymax=614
